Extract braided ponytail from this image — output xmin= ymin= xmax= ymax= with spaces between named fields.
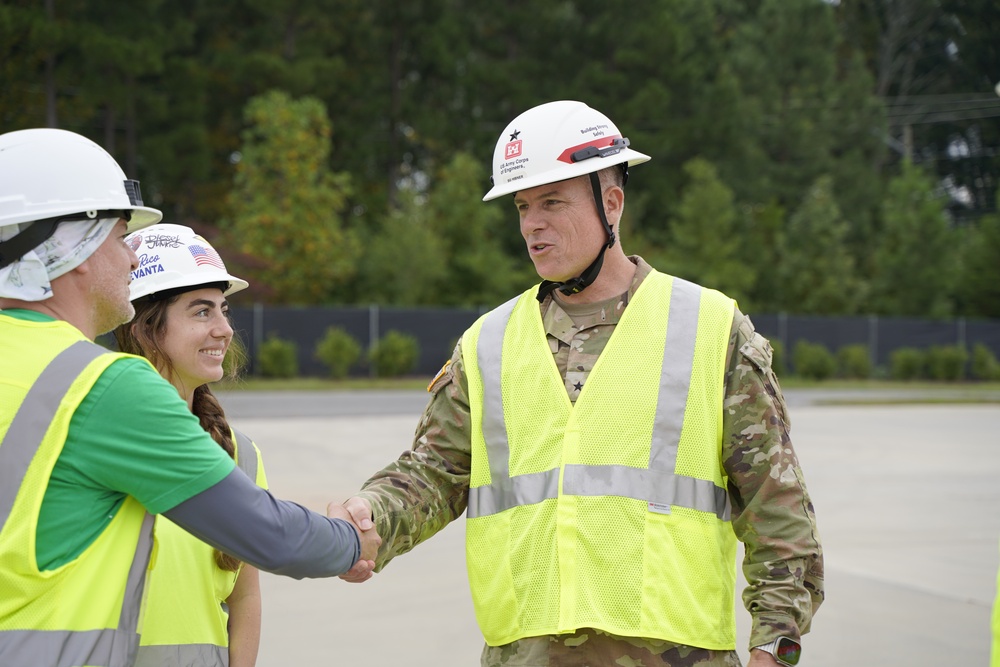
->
xmin=192 ymin=385 xmax=242 ymax=572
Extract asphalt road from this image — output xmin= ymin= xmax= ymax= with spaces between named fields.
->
xmin=215 ymin=390 xmax=1000 ymax=666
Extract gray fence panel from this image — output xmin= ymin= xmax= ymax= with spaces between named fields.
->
xmin=231 ymin=305 xmax=480 ymax=377
xmin=228 ymin=305 xmax=1000 ymax=379
xmin=376 ymin=307 xmax=480 ymax=376
xmin=966 ymin=320 xmax=1000 ymax=357
xmin=878 ymin=317 xmax=962 ymax=370
xmin=232 ymin=306 xmax=370 ymax=377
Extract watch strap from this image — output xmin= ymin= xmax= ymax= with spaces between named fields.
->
xmin=753 ymin=637 xmax=801 ymax=666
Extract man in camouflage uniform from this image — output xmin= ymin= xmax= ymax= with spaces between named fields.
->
xmin=337 ymin=101 xmax=823 ymax=667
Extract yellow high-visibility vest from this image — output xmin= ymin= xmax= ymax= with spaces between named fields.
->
xmin=463 ymin=272 xmax=738 ymax=649
xmin=0 ymin=316 xmax=154 ymax=667
xmin=136 ymin=430 xmax=267 ymax=667
xmin=992 ymin=537 xmax=1000 ymax=667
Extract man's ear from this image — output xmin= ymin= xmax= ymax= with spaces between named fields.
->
xmin=604 ymin=185 xmax=625 ymax=224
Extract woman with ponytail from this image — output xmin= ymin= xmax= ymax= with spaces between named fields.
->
xmin=113 ymin=224 xmax=264 ymax=667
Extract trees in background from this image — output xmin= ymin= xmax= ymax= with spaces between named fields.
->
xmin=223 ymin=91 xmax=357 ymax=304
xmin=775 ymin=176 xmax=866 ymax=315
xmin=659 ymin=158 xmax=751 ymax=307
xmin=871 ymin=162 xmax=956 ymax=318
xmin=956 ymin=192 xmax=1000 ymax=318
xmin=1 ymin=0 xmax=998 ymax=317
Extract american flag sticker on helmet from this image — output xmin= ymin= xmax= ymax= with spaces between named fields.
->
xmin=188 ymin=244 xmax=225 ymax=269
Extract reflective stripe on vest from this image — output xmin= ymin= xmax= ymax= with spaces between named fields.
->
xmin=234 ymin=429 xmax=258 ymax=482
xmin=467 ymin=277 xmax=731 ymax=520
xmin=0 ymin=340 xmax=155 ymax=667
xmin=0 ymin=341 xmax=105 ymax=524
xmin=134 ymin=642 xmax=228 ymax=667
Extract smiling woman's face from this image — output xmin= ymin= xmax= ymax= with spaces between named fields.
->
xmin=159 ymin=287 xmax=232 ymax=401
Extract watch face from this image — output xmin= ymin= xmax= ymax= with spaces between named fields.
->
xmin=775 ymin=637 xmax=802 ymax=666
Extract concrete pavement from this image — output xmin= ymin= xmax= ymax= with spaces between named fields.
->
xmin=218 ymin=391 xmax=1000 ymax=666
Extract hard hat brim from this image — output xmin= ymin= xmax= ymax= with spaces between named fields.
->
xmin=124 ymin=206 xmax=164 ymax=234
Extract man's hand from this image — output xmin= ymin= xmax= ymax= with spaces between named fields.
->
xmin=327 ymin=497 xmax=380 ymax=583
xmin=748 ymin=648 xmax=781 ymax=667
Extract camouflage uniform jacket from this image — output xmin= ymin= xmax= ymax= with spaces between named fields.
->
xmin=358 ymin=257 xmax=824 ymax=666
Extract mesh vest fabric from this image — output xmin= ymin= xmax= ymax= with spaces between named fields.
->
xmin=0 ymin=316 xmax=154 ymax=667
xmin=136 ymin=430 xmax=268 ymax=667
xmin=992 ymin=537 xmax=1000 ymax=667
xmin=463 ymin=271 xmax=738 ymax=649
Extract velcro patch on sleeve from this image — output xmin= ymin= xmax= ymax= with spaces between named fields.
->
xmin=427 ymin=359 xmax=453 ymax=394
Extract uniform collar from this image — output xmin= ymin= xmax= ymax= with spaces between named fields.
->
xmin=540 ymin=256 xmax=653 ymax=344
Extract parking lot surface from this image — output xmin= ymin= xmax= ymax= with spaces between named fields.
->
xmin=216 ymin=390 xmax=999 ymax=666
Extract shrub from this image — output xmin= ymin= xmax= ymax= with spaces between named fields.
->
xmin=925 ymin=344 xmax=967 ymax=382
xmin=315 ymin=326 xmax=362 ymax=379
xmin=792 ymin=340 xmax=836 ymax=380
xmin=971 ymin=343 xmax=1000 ymax=381
xmin=837 ymin=344 xmax=872 ymax=379
xmin=889 ymin=347 xmax=924 ymax=381
xmin=258 ymin=334 xmax=299 ymax=378
xmin=369 ymin=330 xmax=419 ymax=378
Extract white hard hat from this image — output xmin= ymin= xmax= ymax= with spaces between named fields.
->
xmin=483 ymin=100 xmax=651 ymax=201
xmin=126 ymin=223 xmax=248 ymax=301
xmin=0 ymin=128 xmax=162 ymax=233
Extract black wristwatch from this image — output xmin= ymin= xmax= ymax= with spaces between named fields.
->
xmin=754 ymin=637 xmax=801 ymax=666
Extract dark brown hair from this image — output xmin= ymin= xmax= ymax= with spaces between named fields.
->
xmin=113 ymin=292 xmax=246 ymax=572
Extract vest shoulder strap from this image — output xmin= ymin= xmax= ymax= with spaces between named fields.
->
xmin=0 ymin=340 xmax=110 ymax=527
xmin=232 ymin=428 xmax=258 ymax=483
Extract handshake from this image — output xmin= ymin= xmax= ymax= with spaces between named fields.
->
xmin=327 ymin=497 xmax=381 ymax=583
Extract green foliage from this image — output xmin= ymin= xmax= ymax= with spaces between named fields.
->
xmin=956 ymin=207 xmax=1000 ymax=318
xmin=869 ymin=163 xmax=954 ymax=318
xmin=224 ymin=90 xmax=358 ymax=304
xmin=6 ymin=1 xmax=999 ymax=319
xmin=425 ymin=152 xmax=536 ymax=306
xmin=925 ymin=345 xmax=967 ymax=382
xmin=837 ymin=344 xmax=872 ymax=379
xmin=358 ymin=152 xmax=534 ymax=308
xmin=740 ymin=201 xmax=787 ymax=313
xmin=368 ymin=330 xmax=419 ymax=378
xmin=792 ymin=340 xmax=836 ymax=380
xmin=970 ymin=343 xmax=1000 ymax=381
xmin=258 ymin=335 xmax=299 ymax=379
xmin=314 ymin=327 xmax=362 ymax=379
xmin=775 ymin=177 xmax=866 ymax=315
xmin=725 ymin=0 xmax=883 ymax=233
xmin=665 ymin=158 xmax=752 ymax=304
xmin=889 ymin=348 xmax=925 ymax=381
xmin=357 ymin=190 xmax=450 ymax=306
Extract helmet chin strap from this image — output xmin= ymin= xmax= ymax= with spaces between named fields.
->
xmin=537 ymin=171 xmax=615 ymax=302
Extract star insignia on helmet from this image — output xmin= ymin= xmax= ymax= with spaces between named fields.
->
xmin=509 ymin=130 xmax=521 ymax=141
